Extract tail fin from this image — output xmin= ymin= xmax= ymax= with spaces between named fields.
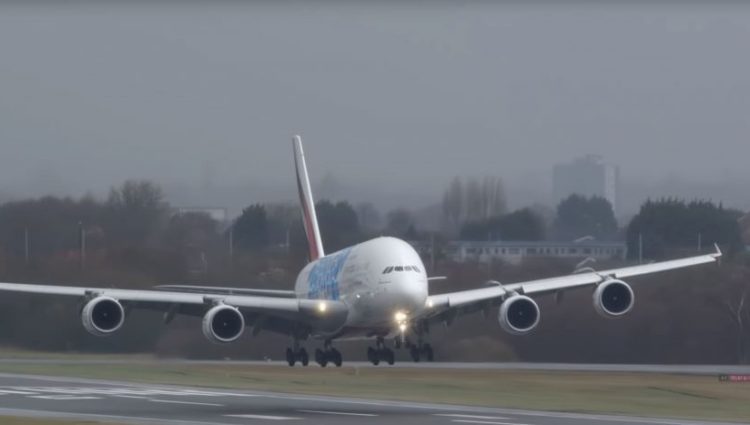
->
xmin=293 ymin=135 xmax=325 ymax=261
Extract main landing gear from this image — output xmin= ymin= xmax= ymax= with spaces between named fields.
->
xmin=285 ymin=341 xmax=309 ymax=367
xmin=315 ymin=340 xmax=343 ymax=368
xmin=408 ymin=342 xmax=434 ymax=363
xmin=366 ymin=337 xmax=395 ymax=365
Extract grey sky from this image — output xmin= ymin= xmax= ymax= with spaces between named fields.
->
xmin=1 ymin=2 xmax=749 ymax=214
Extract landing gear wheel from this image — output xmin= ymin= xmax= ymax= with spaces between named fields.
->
xmin=329 ymin=348 xmax=343 ymax=367
xmin=422 ymin=343 xmax=434 ymax=362
xmin=286 ymin=348 xmax=296 ymax=367
xmin=315 ymin=348 xmax=328 ymax=367
xmin=298 ymin=348 xmax=309 ymax=366
xmin=410 ymin=346 xmax=421 ymax=362
xmin=383 ymin=348 xmax=395 ymax=365
xmin=367 ymin=347 xmax=380 ymax=365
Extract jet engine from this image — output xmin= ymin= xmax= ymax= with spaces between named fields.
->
xmin=593 ymin=279 xmax=634 ymax=318
xmin=498 ymin=295 xmax=540 ymax=335
xmin=81 ymin=296 xmax=125 ymax=336
xmin=202 ymin=304 xmax=245 ymax=344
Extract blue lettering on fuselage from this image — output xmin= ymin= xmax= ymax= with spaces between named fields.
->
xmin=307 ymin=248 xmax=352 ymax=300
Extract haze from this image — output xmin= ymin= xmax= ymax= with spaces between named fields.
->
xmin=1 ymin=2 xmax=748 ymax=216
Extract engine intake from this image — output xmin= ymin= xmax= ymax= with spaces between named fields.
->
xmin=593 ymin=279 xmax=634 ymax=318
xmin=498 ymin=295 xmax=540 ymax=335
xmin=202 ymin=304 xmax=245 ymax=344
xmin=81 ymin=296 xmax=125 ymax=336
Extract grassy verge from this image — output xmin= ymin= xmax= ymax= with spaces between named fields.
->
xmin=0 ymin=361 xmax=747 ymax=423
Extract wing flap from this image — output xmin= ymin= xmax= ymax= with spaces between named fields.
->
xmin=154 ymin=285 xmax=296 ymax=298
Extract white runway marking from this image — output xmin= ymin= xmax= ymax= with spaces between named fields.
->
xmin=299 ymin=409 xmax=378 ymax=417
xmin=436 ymin=414 xmax=511 ymax=420
xmin=451 ymin=420 xmax=529 ymax=425
xmin=29 ymin=395 xmax=101 ymax=401
xmin=148 ymin=398 xmax=223 ymax=407
xmin=227 ymin=414 xmax=301 ymax=420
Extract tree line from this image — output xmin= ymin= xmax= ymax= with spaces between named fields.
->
xmin=0 ymin=178 xmax=746 ymax=363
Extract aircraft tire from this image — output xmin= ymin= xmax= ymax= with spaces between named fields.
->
xmin=286 ymin=348 xmax=296 ymax=367
xmin=367 ymin=347 xmax=379 ymax=365
xmin=423 ymin=344 xmax=434 ymax=362
xmin=409 ymin=346 xmax=421 ymax=362
xmin=299 ymin=348 xmax=309 ymax=366
xmin=330 ymin=349 xmax=343 ymax=367
xmin=315 ymin=348 xmax=328 ymax=367
xmin=384 ymin=349 xmax=395 ymax=365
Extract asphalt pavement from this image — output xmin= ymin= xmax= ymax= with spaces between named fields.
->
xmin=0 ymin=372 xmax=744 ymax=425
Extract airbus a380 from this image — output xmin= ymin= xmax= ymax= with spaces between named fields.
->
xmin=0 ymin=136 xmax=722 ymax=367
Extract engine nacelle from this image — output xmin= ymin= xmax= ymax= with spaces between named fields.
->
xmin=593 ymin=279 xmax=635 ymax=318
xmin=202 ymin=304 xmax=245 ymax=344
xmin=498 ymin=295 xmax=540 ymax=335
xmin=81 ymin=296 xmax=125 ymax=336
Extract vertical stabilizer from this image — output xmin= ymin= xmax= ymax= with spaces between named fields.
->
xmin=293 ymin=135 xmax=325 ymax=261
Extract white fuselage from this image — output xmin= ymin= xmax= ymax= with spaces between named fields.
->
xmin=294 ymin=237 xmax=428 ymax=339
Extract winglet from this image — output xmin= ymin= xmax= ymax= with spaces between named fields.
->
xmin=711 ymin=243 xmax=722 ymax=259
xmin=293 ymin=135 xmax=325 ymax=261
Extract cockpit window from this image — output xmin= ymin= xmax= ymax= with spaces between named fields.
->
xmin=404 ymin=266 xmax=413 ymax=271
xmin=394 ymin=266 xmax=404 ymax=272
xmin=382 ymin=267 xmax=393 ymax=274
xmin=412 ymin=265 xmax=421 ymax=273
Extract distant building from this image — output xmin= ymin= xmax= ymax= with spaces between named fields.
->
xmin=553 ymin=155 xmax=619 ymax=213
xmin=740 ymin=213 xmax=750 ymax=252
xmin=439 ymin=240 xmax=627 ymax=265
xmin=174 ymin=207 xmax=229 ymax=223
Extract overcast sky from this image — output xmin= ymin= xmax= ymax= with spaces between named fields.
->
xmin=1 ymin=2 xmax=748 ymax=212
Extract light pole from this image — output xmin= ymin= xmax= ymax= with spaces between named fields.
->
xmin=79 ymin=221 xmax=86 ymax=271
xmin=24 ymin=227 xmax=29 ymax=266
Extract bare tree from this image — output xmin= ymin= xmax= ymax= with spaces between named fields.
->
xmin=724 ymin=284 xmax=750 ymax=364
xmin=442 ymin=177 xmax=463 ymax=231
xmin=356 ymin=202 xmax=382 ymax=233
xmin=480 ymin=176 xmax=507 ymax=219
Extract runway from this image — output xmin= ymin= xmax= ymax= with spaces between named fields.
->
xmin=0 ymin=358 xmax=748 ymax=375
xmin=0 ymin=373 xmax=742 ymax=425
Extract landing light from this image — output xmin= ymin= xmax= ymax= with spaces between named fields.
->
xmin=399 ymin=323 xmax=407 ymax=333
xmin=394 ymin=311 xmax=407 ymax=323
xmin=317 ymin=301 xmax=327 ymax=313
xmin=426 ymin=299 xmax=434 ymax=308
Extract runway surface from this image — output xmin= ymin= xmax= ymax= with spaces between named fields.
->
xmin=0 ymin=372 xmax=743 ymax=425
xmin=0 ymin=358 xmax=748 ymax=375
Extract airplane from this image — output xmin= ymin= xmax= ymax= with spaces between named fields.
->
xmin=0 ymin=135 xmax=722 ymax=367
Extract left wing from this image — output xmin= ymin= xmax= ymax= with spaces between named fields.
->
xmin=0 ymin=281 xmax=346 ymax=339
xmin=423 ymin=245 xmax=722 ymax=320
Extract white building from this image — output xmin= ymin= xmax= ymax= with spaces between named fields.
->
xmin=443 ymin=240 xmax=627 ymax=265
xmin=553 ymin=155 xmax=619 ymax=213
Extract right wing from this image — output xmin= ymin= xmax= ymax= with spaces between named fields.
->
xmin=423 ymin=245 xmax=722 ymax=319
